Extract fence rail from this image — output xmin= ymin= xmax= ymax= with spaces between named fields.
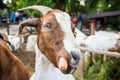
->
xmin=79 ymin=46 xmax=120 ymax=57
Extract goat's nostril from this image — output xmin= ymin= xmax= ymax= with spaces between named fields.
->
xmin=71 ymin=51 xmax=80 ymax=61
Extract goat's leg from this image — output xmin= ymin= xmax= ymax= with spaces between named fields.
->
xmin=99 ymin=55 xmax=104 ymax=63
xmin=89 ymin=53 xmax=94 ymax=66
xmin=92 ymin=53 xmax=96 ymax=64
xmin=103 ymin=54 xmax=107 ymax=62
xmin=84 ymin=51 xmax=89 ymax=62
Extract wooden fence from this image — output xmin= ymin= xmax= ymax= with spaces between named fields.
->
xmin=74 ymin=46 xmax=120 ymax=80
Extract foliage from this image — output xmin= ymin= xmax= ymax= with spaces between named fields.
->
xmin=84 ymin=0 xmax=120 ymax=30
xmin=85 ymin=0 xmax=120 ymax=13
xmin=5 ymin=0 xmax=89 ymax=16
xmin=106 ymin=0 xmax=120 ymax=11
xmin=83 ymin=57 xmax=120 ymax=80
xmin=2 ymin=0 xmax=120 ymax=15
xmin=0 ymin=10 xmax=3 ymax=15
xmin=6 ymin=0 xmax=55 ymax=17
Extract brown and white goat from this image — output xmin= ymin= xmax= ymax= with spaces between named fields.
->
xmin=17 ymin=5 xmax=81 ymax=80
xmin=0 ymin=36 xmax=31 ymax=80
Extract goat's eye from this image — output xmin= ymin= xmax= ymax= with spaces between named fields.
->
xmin=44 ymin=23 xmax=51 ymax=29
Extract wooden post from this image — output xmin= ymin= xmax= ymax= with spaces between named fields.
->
xmin=90 ymin=19 xmax=96 ymax=35
xmin=75 ymin=52 xmax=85 ymax=80
xmin=6 ymin=19 xmax=10 ymax=35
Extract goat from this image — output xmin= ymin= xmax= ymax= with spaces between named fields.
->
xmin=25 ymin=34 xmax=75 ymax=79
xmin=0 ymin=36 xmax=31 ymax=80
xmin=17 ymin=5 xmax=81 ymax=80
xmin=75 ymin=29 xmax=120 ymax=63
xmin=82 ymin=31 xmax=120 ymax=52
xmin=7 ymin=35 xmax=25 ymax=51
xmin=83 ymin=31 xmax=120 ymax=63
xmin=25 ymin=35 xmax=76 ymax=80
xmin=26 ymin=35 xmax=37 ymax=52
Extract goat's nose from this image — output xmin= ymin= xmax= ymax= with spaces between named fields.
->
xmin=71 ymin=51 xmax=80 ymax=64
xmin=71 ymin=51 xmax=80 ymax=61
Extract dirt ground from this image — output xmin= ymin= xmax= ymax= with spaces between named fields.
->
xmin=13 ymin=49 xmax=35 ymax=73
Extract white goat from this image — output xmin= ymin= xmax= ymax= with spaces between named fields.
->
xmin=8 ymin=35 xmax=24 ymax=51
xmin=75 ymin=28 xmax=87 ymax=46
xmin=75 ymin=29 xmax=120 ymax=63
xmin=26 ymin=35 xmax=37 ymax=52
xmin=82 ymin=31 xmax=120 ymax=50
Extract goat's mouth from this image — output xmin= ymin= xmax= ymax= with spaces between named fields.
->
xmin=57 ymin=48 xmax=80 ymax=74
xmin=58 ymin=57 xmax=78 ymax=74
xmin=58 ymin=57 xmax=68 ymax=72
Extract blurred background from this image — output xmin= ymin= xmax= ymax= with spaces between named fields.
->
xmin=0 ymin=0 xmax=120 ymax=80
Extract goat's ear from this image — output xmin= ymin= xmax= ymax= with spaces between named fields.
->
xmin=17 ymin=18 xmax=41 ymax=36
xmin=71 ymin=23 xmax=77 ymax=37
xmin=71 ymin=23 xmax=75 ymax=33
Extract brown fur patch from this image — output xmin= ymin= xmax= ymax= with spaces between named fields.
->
xmin=109 ymin=43 xmax=120 ymax=52
xmin=37 ymin=12 xmax=70 ymax=67
xmin=0 ymin=42 xmax=31 ymax=80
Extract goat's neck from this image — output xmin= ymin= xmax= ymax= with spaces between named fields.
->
xmin=35 ymin=44 xmax=51 ymax=71
xmin=30 ymin=44 xmax=75 ymax=80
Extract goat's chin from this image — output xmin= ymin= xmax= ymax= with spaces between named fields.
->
xmin=60 ymin=64 xmax=76 ymax=74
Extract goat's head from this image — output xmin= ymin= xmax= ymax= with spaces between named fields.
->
xmin=17 ymin=5 xmax=80 ymax=74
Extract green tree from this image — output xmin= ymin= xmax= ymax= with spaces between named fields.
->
xmin=106 ymin=0 xmax=120 ymax=11
xmin=85 ymin=0 xmax=120 ymax=13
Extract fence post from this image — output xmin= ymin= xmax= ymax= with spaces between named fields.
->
xmin=6 ymin=19 xmax=10 ymax=35
xmin=75 ymin=52 xmax=85 ymax=80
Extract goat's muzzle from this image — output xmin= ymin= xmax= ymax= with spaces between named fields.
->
xmin=58 ymin=49 xmax=80 ymax=74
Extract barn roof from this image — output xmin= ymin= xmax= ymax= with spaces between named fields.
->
xmin=83 ymin=10 xmax=120 ymax=19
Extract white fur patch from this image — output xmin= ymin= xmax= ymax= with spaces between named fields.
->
xmin=30 ymin=44 xmax=75 ymax=80
xmin=82 ymin=31 xmax=119 ymax=50
xmin=54 ymin=12 xmax=79 ymax=53
xmin=26 ymin=35 xmax=37 ymax=51
xmin=75 ymin=28 xmax=87 ymax=46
